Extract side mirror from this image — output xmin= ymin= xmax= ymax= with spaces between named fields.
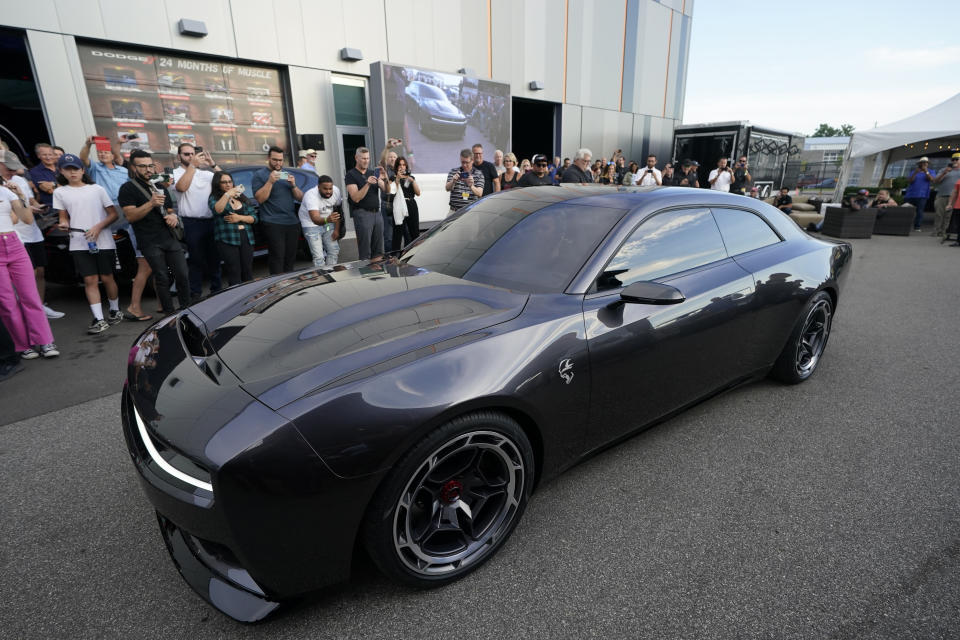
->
xmin=620 ymin=281 xmax=685 ymax=305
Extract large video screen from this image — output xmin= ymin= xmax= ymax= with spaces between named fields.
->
xmin=378 ymin=63 xmax=510 ymax=174
xmin=77 ymin=43 xmax=290 ymax=169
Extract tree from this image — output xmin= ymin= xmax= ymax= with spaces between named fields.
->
xmin=811 ymin=123 xmax=855 ymax=137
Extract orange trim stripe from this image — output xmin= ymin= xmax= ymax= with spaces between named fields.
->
xmin=619 ymin=0 xmax=628 ymax=111
xmin=662 ymin=9 xmax=674 ymax=117
xmin=487 ymin=0 xmax=493 ymax=78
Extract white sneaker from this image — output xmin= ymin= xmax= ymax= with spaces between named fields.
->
xmin=43 ymin=305 xmax=65 ymax=319
xmin=40 ymin=343 xmax=60 ymax=358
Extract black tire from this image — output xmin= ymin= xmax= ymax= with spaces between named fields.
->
xmin=362 ymin=411 xmax=534 ymax=588
xmin=769 ymin=291 xmax=833 ymax=384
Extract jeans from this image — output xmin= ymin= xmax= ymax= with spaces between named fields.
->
xmin=0 ymin=232 xmax=54 ymax=350
xmin=217 ymin=234 xmax=253 ymax=286
xmin=302 ymin=225 xmax=340 ymax=267
xmin=904 ymin=197 xmax=927 ymax=228
xmin=183 ymin=217 xmax=221 ymax=297
xmin=381 ymin=201 xmax=394 ymax=253
xmin=141 ymin=238 xmax=190 ymax=313
xmin=262 ymin=221 xmax=300 ymax=274
xmin=353 ymin=209 xmax=384 ymax=260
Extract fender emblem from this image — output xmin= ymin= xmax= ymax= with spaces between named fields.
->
xmin=558 ymin=359 xmax=574 ymax=384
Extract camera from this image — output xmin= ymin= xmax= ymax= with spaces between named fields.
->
xmin=459 ymin=171 xmax=469 ymax=180
xmin=195 ymin=146 xmax=203 ymax=153
xmin=149 ymin=173 xmax=170 ymax=188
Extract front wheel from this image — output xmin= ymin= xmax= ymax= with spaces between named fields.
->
xmin=769 ymin=291 xmax=833 ymax=384
xmin=362 ymin=412 xmax=533 ymax=587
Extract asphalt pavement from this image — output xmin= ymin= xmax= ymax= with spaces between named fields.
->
xmin=1 ymin=231 xmax=959 ymax=638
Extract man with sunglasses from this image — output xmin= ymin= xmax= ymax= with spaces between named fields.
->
xmin=518 ymin=154 xmax=555 ymax=187
xmin=932 ymin=153 xmax=960 ymax=237
xmin=173 ymin=143 xmax=222 ymax=301
xmin=118 ymin=150 xmax=190 ymax=314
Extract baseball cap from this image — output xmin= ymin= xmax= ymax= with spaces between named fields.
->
xmin=0 ymin=149 xmax=25 ymax=171
xmin=685 ymin=159 xmax=699 ymax=167
xmin=298 ymin=149 xmax=317 ymax=157
xmin=857 ymin=189 xmax=869 ymax=195
xmin=918 ymin=156 xmax=929 ymax=162
xmin=532 ymin=154 xmax=549 ymax=165
xmin=951 ymin=152 xmax=960 ymax=159
xmin=57 ymin=153 xmax=84 ymax=170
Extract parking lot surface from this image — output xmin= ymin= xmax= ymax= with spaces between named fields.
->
xmin=1 ymin=233 xmax=958 ymax=639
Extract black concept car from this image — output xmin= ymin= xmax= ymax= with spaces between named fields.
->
xmin=122 ymin=186 xmax=852 ymax=621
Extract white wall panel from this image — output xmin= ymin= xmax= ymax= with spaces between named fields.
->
xmin=635 ymin=1 xmax=671 ymax=117
xmin=337 ymin=0 xmax=388 ymax=75
xmin=54 ymin=0 xmax=106 ymax=39
xmin=271 ymin=0 xmax=306 ymax=67
xmin=683 ymin=0 xmax=694 ymax=17
xmin=98 ymin=0 xmax=171 ymax=49
xmin=287 ymin=66 xmax=338 ymax=178
xmin=231 ymin=0 xmax=280 ymax=63
xmin=27 ymin=32 xmax=92 ymax=154
xmin=384 ymin=1 xmax=418 ymax=66
xmin=1 ymin=0 xmax=60 ymax=31
xmin=163 ymin=0 xmax=237 ymax=58
xmin=460 ymin=2 xmax=489 ymax=77
xmin=564 ymin=0 xmax=625 ymax=111
xmin=560 ymin=103 xmax=582 ymax=157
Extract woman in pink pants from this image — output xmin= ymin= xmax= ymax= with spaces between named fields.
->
xmin=0 ymin=179 xmax=58 ymax=359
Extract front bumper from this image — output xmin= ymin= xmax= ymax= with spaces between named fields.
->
xmin=121 ymin=384 xmax=383 ymax=621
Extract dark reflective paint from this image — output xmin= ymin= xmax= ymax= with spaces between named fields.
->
xmin=122 ymin=188 xmax=853 ymax=621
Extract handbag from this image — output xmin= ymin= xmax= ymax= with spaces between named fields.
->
xmin=392 ymin=182 xmax=409 ymax=226
xmin=129 ymin=178 xmax=183 ymax=241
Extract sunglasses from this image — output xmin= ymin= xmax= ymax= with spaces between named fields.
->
xmin=535 ymin=163 xmax=548 ymax=167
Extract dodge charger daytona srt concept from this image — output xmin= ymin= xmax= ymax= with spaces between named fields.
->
xmin=122 ymin=186 xmax=852 ymax=621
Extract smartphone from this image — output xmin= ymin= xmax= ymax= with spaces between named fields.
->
xmin=195 ymin=146 xmax=204 ymax=153
xmin=93 ymin=136 xmax=112 ymax=152
xmin=236 ymin=184 xmax=245 ymax=192
xmin=277 ymin=171 xmax=288 ymax=180
xmin=459 ymin=171 xmax=469 ymax=179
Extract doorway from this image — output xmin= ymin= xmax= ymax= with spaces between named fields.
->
xmin=511 ymin=98 xmax=557 ymax=163
xmin=0 ymin=28 xmax=50 ymax=162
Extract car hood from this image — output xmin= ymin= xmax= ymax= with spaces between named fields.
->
xmin=187 ymin=260 xmax=529 ymax=409
xmin=424 ymin=99 xmax=462 ymax=118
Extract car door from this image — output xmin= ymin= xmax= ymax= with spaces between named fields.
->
xmin=582 ymin=207 xmax=757 ymax=451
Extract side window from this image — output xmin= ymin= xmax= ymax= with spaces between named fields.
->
xmin=597 ymin=208 xmax=727 ymax=290
xmin=712 ymin=208 xmax=781 ymax=256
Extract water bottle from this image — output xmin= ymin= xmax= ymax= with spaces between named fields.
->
xmin=87 ymin=232 xmax=98 ymax=254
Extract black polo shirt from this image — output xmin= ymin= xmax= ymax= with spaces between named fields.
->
xmin=117 ymin=178 xmax=174 ymax=246
xmin=345 ymin=168 xmax=380 ymax=214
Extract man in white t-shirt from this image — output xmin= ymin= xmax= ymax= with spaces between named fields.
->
xmin=636 ymin=155 xmax=663 ymax=186
xmin=173 ymin=143 xmax=222 ymax=301
xmin=0 ymin=150 xmax=64 ymax=319
xmin=298 ymin=175 xmax=343 ymax=267
xmin=708 ymin=158 xmax=734 ymax=192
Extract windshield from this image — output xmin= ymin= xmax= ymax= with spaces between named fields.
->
xmin=419 ymin=84 xmax=446 ymax=101
xmin=399 ymin=199 xmax=626 ymax=293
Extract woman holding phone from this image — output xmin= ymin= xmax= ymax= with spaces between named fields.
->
xmin=0 ymin=178 xmax=58 ymax=359
xmin=209 ymin=171 xmax=258 ymax=285
xmin=391 ymin=156 xmax=420 ymax=249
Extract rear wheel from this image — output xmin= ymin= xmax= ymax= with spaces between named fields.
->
xmin=769 ymin=291 xmax=833 ymax=384
xmin=363 ymin=412 xmax=533 ymax=587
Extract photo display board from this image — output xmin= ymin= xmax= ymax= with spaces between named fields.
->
xmin=375 ymin=63 xmax=511 ymax=175
xmin=78 ymin=43 xmax=289 ymax=169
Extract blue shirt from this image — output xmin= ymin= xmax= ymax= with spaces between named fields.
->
xmin=905 ymin=169 xmax=934 ymax=198
xmin=251 ymin=168 xmax=298 ymax=225
xmin=27 ymin=165 xmax=57 ymax=207
xmin=87 ymin=161 xmax=130 ymax=206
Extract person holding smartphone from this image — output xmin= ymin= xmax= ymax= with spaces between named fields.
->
xmin=905 ymin=157 xmax=935 ymax=231
xmin=637 ymin=155 xmax=662 ymax=186
xmin=253 ymin=146 xmax=304 ymax=273
xmin=708 ymin=157 xmax=734 ymax=192
xmin=345 ymin=146 xmax=387 ymax=260
xmin=445 ymin=149 xmax=484 ymax=213
xmin=174 ymin=142 xmax=223 ymax=298
xmin=209 ymin=171 xmax=257 ymax=285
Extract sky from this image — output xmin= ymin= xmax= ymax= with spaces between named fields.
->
xmin=682 ymin=0 xmax=960 ymax=136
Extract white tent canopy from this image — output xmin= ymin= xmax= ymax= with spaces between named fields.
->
xmin=848 ymin=92 xmax=960 ymax=158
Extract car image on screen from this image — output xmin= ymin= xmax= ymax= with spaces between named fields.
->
xmin=404 ymin=80 xmax=467 ymax=140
